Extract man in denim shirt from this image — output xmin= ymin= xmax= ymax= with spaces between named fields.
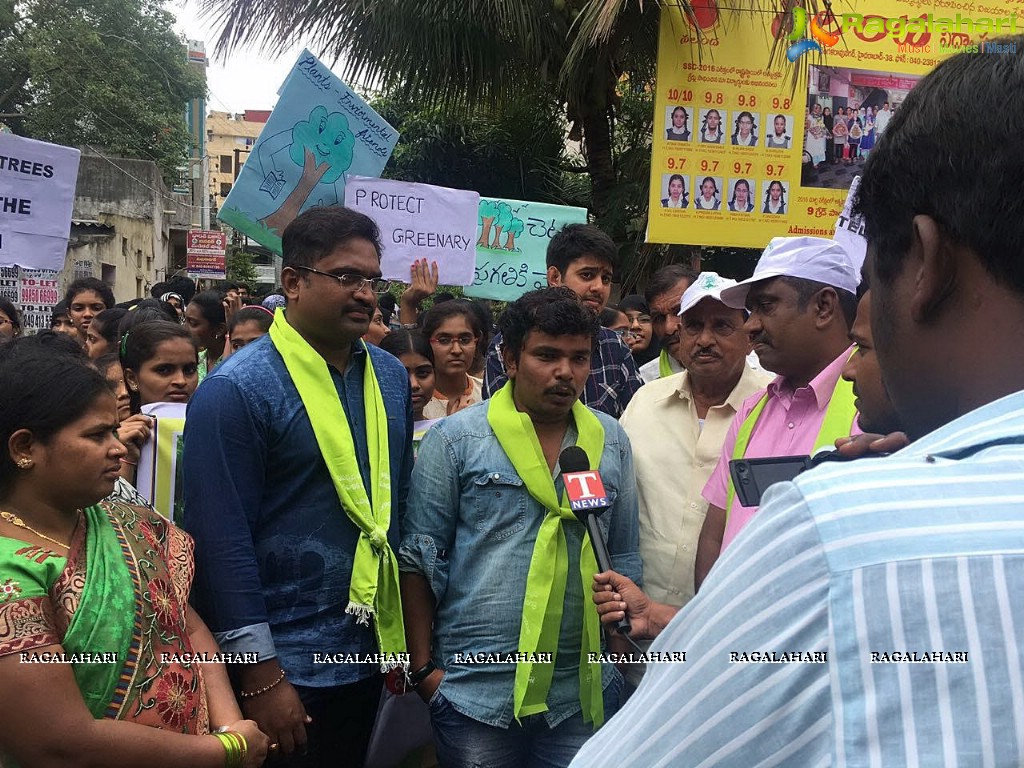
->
xmin=183 ymin=208 xmax=413 ymax=766
xmin=400 ymin=288 xmax=641 ymax=768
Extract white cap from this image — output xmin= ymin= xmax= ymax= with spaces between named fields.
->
xmin=677 ymin=272 xmax=739 ymax=316
xmin=719 ymin=236 xmax=860 ymax=310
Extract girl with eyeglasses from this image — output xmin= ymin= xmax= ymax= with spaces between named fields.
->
xmin=421 ymin=300 xmax=484 ymax=419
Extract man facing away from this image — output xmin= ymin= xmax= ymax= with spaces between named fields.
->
xmin=183 ymin=207 xmax=413 ymax=766
xmin=573 ymin=40 xmax=1024 ymax=766
xmin=401 ymin=287 xmax=641 ymax=768
xmin=484 ymin=224 xmax=643 ymax=418
xmin=694 ymin=236 xmax=860 ymax=589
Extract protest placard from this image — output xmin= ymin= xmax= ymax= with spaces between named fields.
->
xmin=0 ymin=133 xmax=80 ymax=271
xmin=136 ymin=402 xmax=187 ymax=524
xmin=345 ymin=176 xmax=479 ymax=286
xmin=465 ymin=199 xmax=588 ymax=302
xmin=218 ymin=49 xmax=398 ymax=254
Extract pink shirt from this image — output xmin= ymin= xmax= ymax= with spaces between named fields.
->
xmin=702 ymin=346 xmax=861 ymax=550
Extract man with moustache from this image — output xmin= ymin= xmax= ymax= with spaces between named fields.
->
xmin=694 ymin=236 xmax=860 ymax=589
xmin=183 ymin=207 xmax=414 ymax=766
xmin=840 ymin=267 xmax=902 ymax=436
xmin=636 ymin=265 xmax=697 ymax=383
xmin=622 ymin=273 xmax=770 ymax=618
xmin=484 ymin=224 xmax=643 ymax=418
xmin=402 ymin=287 xmax=640 ymax=767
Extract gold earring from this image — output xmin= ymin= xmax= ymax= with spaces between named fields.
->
xmin=128 ymin=382 xmax=138 ymax=391
xmin=16 ymin=458 xmax=32 ymax=469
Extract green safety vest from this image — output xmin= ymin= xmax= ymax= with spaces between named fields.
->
xmin=724 ymin=360 xmax=858 ymax=519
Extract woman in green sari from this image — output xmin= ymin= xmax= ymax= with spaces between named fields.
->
xmin=0 ymin=339 xmax=269 ymax=767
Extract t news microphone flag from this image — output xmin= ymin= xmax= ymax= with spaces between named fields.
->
xmin=559 ymin=446 xmax=631 ymax=636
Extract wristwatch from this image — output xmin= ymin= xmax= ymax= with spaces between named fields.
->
xmin=407 ymin=660 xmax=437 ymax=688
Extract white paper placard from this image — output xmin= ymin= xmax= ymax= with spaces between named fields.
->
xmin=345 ymin=175 xmax=480 ymax=286
xmin=0 ymin=133 xmax=80 ymax=271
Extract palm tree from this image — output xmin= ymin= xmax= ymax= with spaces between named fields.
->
xmin=199 ymin=0 xmax=666 ymax=226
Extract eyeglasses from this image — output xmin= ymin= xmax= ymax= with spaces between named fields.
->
xmin=0 ymin=319 xmax=10 ymax=327
xmin=682 ymin=319 xmax=739 ymax=337
xmin=430 ymin=333 xmax=476 ymax=347
xmin=294 ymin=266 xmax=391 ymax=293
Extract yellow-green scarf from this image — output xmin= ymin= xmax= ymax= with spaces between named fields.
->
xmin=658 ymin=348 xmax=675 ymax=378
xmin=269 ymin=309 xmax=406 ymax=667
xmin=486 ymin=381 xmax=606 ymax=727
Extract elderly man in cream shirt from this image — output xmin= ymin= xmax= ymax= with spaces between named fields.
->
xmin=619 ymin=273 xmax=771 ymax=684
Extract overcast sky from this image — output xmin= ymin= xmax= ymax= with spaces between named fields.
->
xmin=168 ymin=0 xmax=320 ymax=113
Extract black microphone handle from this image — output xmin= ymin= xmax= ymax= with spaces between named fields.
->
xmin=583 ymin=511 xmax=632 ymax=636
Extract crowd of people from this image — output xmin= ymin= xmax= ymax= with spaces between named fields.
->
xmin=0 ymin=40 xmax=1023 ymax=768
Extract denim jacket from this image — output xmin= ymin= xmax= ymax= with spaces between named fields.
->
xmin=399 ymin=400 xmax=642 ymax=728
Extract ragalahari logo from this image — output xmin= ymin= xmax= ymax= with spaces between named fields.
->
xmin=786 ymin=6 xmax=842 ymax=61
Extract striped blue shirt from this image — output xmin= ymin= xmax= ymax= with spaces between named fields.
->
xmin=571 ymin=390 xmax=1024 ymax=767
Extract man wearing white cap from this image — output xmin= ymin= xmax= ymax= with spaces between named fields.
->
xmin=694 ymin=236 xmax=860 ymax=589
xmin=621 ymin=272 xmax=770 ymax=624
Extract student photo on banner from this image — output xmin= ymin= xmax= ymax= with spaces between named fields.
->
xmin=730 ymin=111 xmax=759 ymax=146
xmin=665 ymin=105 xmax=692 ymax=142
xmin=761 ymin=179 xmax=789 ymax=215
xmin=693 ymin=176 xmax=723 ymax=211
xmin=765 ymin=114 xmax=793 ymax=149
xmin=698 ymin=108 xmax=725 ymax=144
xmin=661 ymin=173 xmax=689 ymax=209
xmin=727 ymin=178 xmax=755 ymax=213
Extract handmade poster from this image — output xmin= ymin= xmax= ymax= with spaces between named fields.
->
xmin=0 ymin=133 xmax=80 ymax=271
xmin=218 ymin=50 xmax=399 ymax=254
xmin=136 ymin=402 xmax=187 ymax=525
xmin=464 ymin=199 xmax=588 ymax=302
xmin=648 ymin=1 xmax=1018 ymax=247
xmin=345 ymin=176 xmax=479 ymax=285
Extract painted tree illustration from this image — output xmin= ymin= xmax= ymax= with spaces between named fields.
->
xmin=504 ymin=217 xmax=524 ymax=251
xmin=477 ymin=199 xmax=499 ymax=247
xmin=491 ymin=202 xmax=513 ymax=249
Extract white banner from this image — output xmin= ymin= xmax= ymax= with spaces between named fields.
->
xmin=345 ymin=175 xmax=480 ymax=286
xmin=0 ymin=133 xmax=80 ymax=271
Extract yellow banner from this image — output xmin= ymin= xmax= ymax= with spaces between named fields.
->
xmin=648 ymin=1 xmax=1021 ymax=247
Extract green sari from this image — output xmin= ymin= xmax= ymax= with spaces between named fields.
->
xmin=0 ymin=501 xmax=208 ymax=732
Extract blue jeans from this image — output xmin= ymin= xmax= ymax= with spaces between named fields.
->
xmin=429 ymin=679 xmax=622 ymax=768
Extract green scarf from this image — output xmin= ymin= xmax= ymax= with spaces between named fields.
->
xmin=64 ymin=504 xmax=135 ymax=718
xmin=269 ymin=309 xmax=406 ymax=665
xmin=658 ymin=348 xmax=675 ymax=378
xmin=486 ymin=381 xmax=606 ymax=727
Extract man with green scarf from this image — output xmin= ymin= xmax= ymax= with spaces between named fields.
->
xmin=400 ymin=287 xmax=642 ymax=768
xmin=183 ymin=207 xmax=413 ymax=767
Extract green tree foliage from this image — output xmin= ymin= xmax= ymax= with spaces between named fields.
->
xmin=0 ymin=0 xmax=205 ymax=183
xmin=225 ymin=247 xmax=259 ymax=287
xmin=371 ymin=87 xmax=572 ymax=204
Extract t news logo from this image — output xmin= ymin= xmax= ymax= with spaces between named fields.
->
xmin=563 ymin=471 xmax=609 ymax=512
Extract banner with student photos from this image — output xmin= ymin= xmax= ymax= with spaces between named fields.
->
xmin=647 ymin=0 xmax=1015 ymax=247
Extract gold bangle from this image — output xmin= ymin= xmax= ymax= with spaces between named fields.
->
xmin=238 ymin=667 xmax=286 ymax=698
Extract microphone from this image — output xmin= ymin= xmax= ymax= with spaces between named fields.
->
xmin=559 ymin=446 xmax=631 ymax=636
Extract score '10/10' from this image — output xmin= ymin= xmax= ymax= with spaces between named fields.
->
xmin=665 ymin=89 xmax=793 ymax=111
